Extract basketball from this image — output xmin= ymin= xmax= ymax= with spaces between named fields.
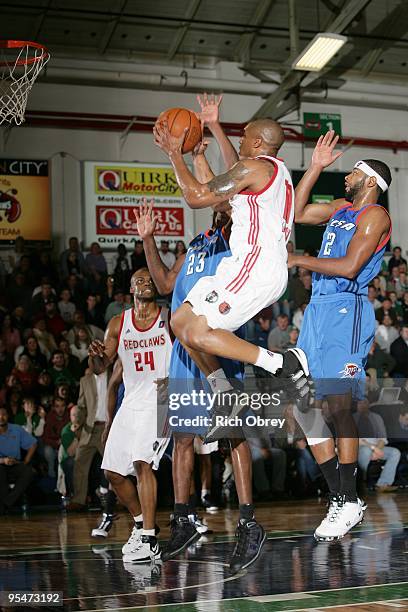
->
xmin=158 ymin=107 xmax=201 ymax=153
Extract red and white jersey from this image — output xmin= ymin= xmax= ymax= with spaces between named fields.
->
xmin=228 ymin=155 xmax=294 ymax=255
xmin=117 ymin=306 xmax=172 ymax=409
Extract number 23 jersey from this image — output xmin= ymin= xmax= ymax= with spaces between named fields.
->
xmin=117 ymin=306 xmax=172 ymax=409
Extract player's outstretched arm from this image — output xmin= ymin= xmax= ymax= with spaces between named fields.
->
xmin=102 ymin=358 xmax=123 ymax=446
xmin=134 ymin=199 xmax=185 ymax=295
xmin=197 ymin=93 xmax=238 ymax=169
xmin=154 ymin=120 xmax=254 ymax=208
xmin=289 ymin=207 xmax=390 ymax=279
xmin=88 ymin=315 xmax=121 ymax=374
xmin=295 ymin=130 xmax=344 ymax=225
xmin=192 ymin=139 xmax=214 ymax=183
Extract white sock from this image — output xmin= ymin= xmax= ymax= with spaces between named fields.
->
xmin=255 ymin=347 xmax=283 ymax=374
xmin=201 ymin=489 xmax=210 ymax=499
xmin=99 ymin=486 xmax=108 ymax=495
xmin=133 ymin=514 xmax=143 ymax=523
xmin=207 ymin=368 xmax=233 ymax=393
xmin=142 ymin=529 xmax=155 ymax=537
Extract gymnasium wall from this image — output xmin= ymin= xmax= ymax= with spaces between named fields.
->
xmin=2 ymin=78 xmax=408 ymax=254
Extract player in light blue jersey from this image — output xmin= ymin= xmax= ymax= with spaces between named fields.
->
xmin=134 ymin=94 xmax=265 ymax=574
xmin=289 ymin=131 xmax=392 ymax=541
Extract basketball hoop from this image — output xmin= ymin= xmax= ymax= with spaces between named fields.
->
xmin=0 ymin=40 xmax=50 ymax=126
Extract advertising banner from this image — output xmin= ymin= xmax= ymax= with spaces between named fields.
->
xmin=83 ymin=162 xmax=195 ymax=248
xmin=0 ymin=159 xmax=50 ymax=244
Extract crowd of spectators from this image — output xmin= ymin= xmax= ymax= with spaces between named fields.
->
xmin=0 ymin=236 xmax=407 ymax=514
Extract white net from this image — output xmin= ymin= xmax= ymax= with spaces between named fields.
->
xmin=0 ymin=42 xmax=50 ymax=126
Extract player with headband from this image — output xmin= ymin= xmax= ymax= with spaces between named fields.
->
xmin=289 ymin=131 xmax=392 ymax=541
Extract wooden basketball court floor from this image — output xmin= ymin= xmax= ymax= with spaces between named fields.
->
xmin=1 ymin=495 xmax=407 ymax=612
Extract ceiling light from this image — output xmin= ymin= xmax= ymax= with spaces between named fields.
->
xmin=292 ymin=33 xmax=347 ymax=72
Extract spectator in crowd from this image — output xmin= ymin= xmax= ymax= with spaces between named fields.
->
xmin=60 ymin=404 xmax=81 ymax=497
xmin=34 ymin=250 xmax=57 ymax=286
xmin=32 ymin=318 xmax=57 ymax=361
xmin=293 ymin=438 xmax=322 ymax=492
xmin=372 ymin=275 xmax=386 ymax=300
xmin=65 ymin=311 xmax=104 ymax=345
xmin=1 ymin=314 xmax=21 ymax=355
xmin=104 ymin=290 xmax=127 ymax=324
xmin=12 ymin=355 xmax=38 ymax=395
xmin=14 ymin=396 xmax=45 ymax=437
xmin=293 ymin=302 xmax=307 ymax=331
xmin=158 ymin=240 xmax=176 ymax=269
xmin=42 ymin=397 xmax=69 ymax=478
xmin=58 ymin=339 xmax=82 ymax=382
xmin=64 ymin=274 xmax=85 ymax=308
xmin=268 ymin=314 xmax=290 ymax=351
xmin=388 ymin=291 xmax=404 ymax=322
xmin=37 ymin=370 xmax=54 ymax=411
xmin=390 ymin=324 xmax=408 ymax=377
xmin=44 ymin=300 xmax=66 ymax=341
xmin=113 ymin=244 xmax=131 ymax=290
xmin=12 ymin=306 xmax=29 ymax=338
xmin=0 ymin=339 xmax=14 ymax=386
xmin=48 ymin=350 xmax=77 ymax=388
xmin=0 ymin=406 xmax=36 ymax=513
xmin=8 ymin=272 xmax=32 ymax=313
xmin=7 ymin=236 xmax=29 ymax=272
xmin=375 ymin=313 xmax=399 ymax=353
xmin=366 ymin=341 xmax=396 ymax=378
xmin=84 ymin=294 xmax=105 ymax=330
xmin=54 ymin=382 xmax=72 ymax=406
xmin=58 ymin=289 xmax=76 ymax=324
xmin=60 ymin=237 xmax=86 ymax=279
xmin=401 ymin=292 xmax=408 ymax=323
xmin=101 ymin=276 xmax=115 ymax=310
xmin=368 ymin=285 xmax=382 ymax=310
xmin=174 ymin=240 xmax=187 ymax=259
xmin=388 ymin=246 xmax=407 ymax=275
xmin=70 ymin=326 xmax=92 ymax=363
xmin=386 ymin=266 xmax=400 ymax=293
xmin=131 ymin=240 xmax=147 ymax=272
xmin=31 ymin=281 xmax=56 ymax=316
xmin=283 ymin=326 xmax=299 ymax=349
xmin=67 ymin=366 xmax=109 ymax=511
xmin=396 ymin=270 xmax=408 ymax=298
xmin=375 ymin=297 xmax=397 ymax=324
xmin=354 ymin=399 xmax=401 ymax=492
xmin=19 ymin=336 xmax=48 ymax=372
xmin=246 ymin=432 xmax=287 ymax=500
xmin=85 ymin=242 xmax=107 ymax=278
xmin=14 ymin=255 xmax=36 ymax=288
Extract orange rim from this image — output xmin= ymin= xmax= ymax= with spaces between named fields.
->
xmin=0 ymin=40 xmax=50 ymax=66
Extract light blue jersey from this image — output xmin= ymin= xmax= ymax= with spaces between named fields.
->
xmin=298 ymin=203 xmax=391 ymax=397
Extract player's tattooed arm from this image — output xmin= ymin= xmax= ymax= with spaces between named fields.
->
xmin=88 ymin=315 xmax=121 ymax=374
xmin=154 ymin=120 xmax=252 ymax=208
xmin=295 ymin=130 xmax=344 ymax=225
xmin=289 ymin=207 xmax=390 ymax=279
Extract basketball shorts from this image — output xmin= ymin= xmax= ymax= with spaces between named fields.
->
xmin=185 ymin=247 xmax=288 ymax=331
xmin=102 ymin=400 xmax=170 ymax=476
xmin=297 ymin=293 xmax=375 ymax=399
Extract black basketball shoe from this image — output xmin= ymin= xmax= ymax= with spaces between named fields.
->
xmin=229 ymin=519 xmax=266 ymax=574
xmin=161 ymin=515 xmax=201 ymax=561
xmin=274 ymin=348 xmax=311 ymax=398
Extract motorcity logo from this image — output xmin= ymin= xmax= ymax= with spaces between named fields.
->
xmin=0 ymin=188 xmax=21 ymax=223
xmin=95 ymin=166 xmax=181 ymax=196
xmin=96 ymin=205 xmax=184 ymax=236
xmin=205 ymin=291 xmax=219 ymax=303
xmin=339 ymin=363 xmax=361 ymax=378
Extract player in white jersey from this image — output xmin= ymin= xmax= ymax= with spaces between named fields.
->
xmin=154 ymin=116 xmax=309 ymax=441
xmin=89 ymin=268 xmax=172 ymax=563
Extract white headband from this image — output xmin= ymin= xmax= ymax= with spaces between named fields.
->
xmin=354 ymin=160 xmax=388 ymax=192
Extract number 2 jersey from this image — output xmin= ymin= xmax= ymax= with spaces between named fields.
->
xmin=312 ymin=203 xmax=391 ymax=297
xmin=298 ymin=202 xmax=392 ymax=396
xmin=117 ymin=306 xmax=172 ymax=409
